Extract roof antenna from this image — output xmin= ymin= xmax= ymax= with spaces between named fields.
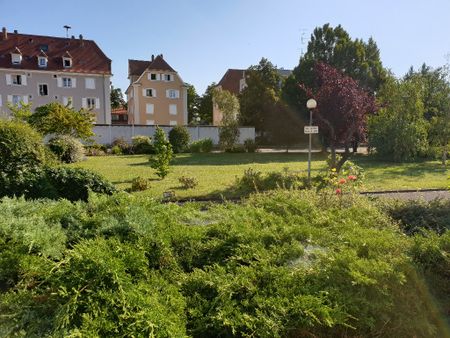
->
xmin=63 ymin=25 xmax=71 ymax=38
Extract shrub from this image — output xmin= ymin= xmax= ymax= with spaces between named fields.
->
xmin=219 ymin=122 xmax=240 ymax=151
xmin=85 ymin=143 xmax=107 ymax=156
xmin=225 ymin=145 xmax=246 ymax=153
xmin=130 ymin=177 xmax=150 ymax=192
xmin=111 ymin=137 xmax=130 ymax=154
xmin=189 ymin=138 xmax=213 ymax=153
xmin=111 ymin=145 xmax=122 ymax=155
xmin=178 ymin=176 xmax=198 ymax=189
xmin=169 ymin=126 xmax=190 ymax=153
xmin=48 ymin=135 xmax=85 ymax=163
xmin=149 ymin=127 xmax=173 ymax=179
xmin=44 ymin=167 xmax=117 ymax=201
xmin=243 ymin=138 xmax=257 ymax=152
xmin=131 ymin=135 xmax=153 ymax=154
xmin=0 ymin=120 xmax=47 ymax=177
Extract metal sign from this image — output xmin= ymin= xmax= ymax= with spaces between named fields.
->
xmin=304 ymin=126 xmax=319 ymax=134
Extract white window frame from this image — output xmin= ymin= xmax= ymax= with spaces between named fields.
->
xmin=62 ymin=77 xmax=73 ymax=88
xmin=86 ymin=97 xmax=96 ymax=109
xmin=169 ymin=104 xmax=177 ymax=115
xmin=169 ymin=120 xmax=177 ymax=126
xmin=85 ymin=77 xmax=95 ymax=89
xmin=38 ymin=83 xmax=48 ymax=96
xmin=163 ymin=74 xmax=173 ymax=82
xmin=11 ymin=95 xmax=22 ymax=106
xmin=11 ymin=53 xmax=22 ymax=65
xmin=146 ymin=103 xmax=154 ymax=114
xmin=144 ymin=88 xmax=156 ymax=97
xmin=63 ymin=57 xmax=72 ymax=68
xmin=12 ymin=74 xmax=23 ymax=86
xmin=146 ymin=119 xmax=155 ymax=125
xmin=148 ymin=73 xmax=159 ymax=81
xmin=38 ymin=56 xmax=47 ymax=68
xmin=166 ymin=89 xmax=180 ymax=99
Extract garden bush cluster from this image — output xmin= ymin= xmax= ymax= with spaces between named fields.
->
xmin=0 ymin=191 xmax=447 ymax=337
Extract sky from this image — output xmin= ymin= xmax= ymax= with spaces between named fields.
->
xmin=1 ymin=0 xmax=450 ymax=95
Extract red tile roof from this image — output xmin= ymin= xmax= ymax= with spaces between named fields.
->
xmin=111 ymin=107 xmax=128 ymax=115
xmin=0 ymin=31 xmax=111 ymax=74
xmin=128 ymin=55 xmax=175 ymax=77
xmin=218 ymin=69 xmax=245 ymax=95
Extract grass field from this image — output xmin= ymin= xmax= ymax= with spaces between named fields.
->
xmin=71 ymin=152 xmax=449 ymax=199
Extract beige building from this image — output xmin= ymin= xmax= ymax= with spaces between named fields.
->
xmin=126 ymin=55 xmax=188 ymax=126
xmin=0 ymin=27 xmax=112 ymax=123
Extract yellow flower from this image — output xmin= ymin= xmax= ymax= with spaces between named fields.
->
xmin=331 ymin=168 xmax=336 ymax=172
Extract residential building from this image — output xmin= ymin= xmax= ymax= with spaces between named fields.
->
xmin=0 ymin=27 xmax=112 ymax=123
xmin=126 ymin=54 xmax=188 ymax=126
xmin=213 ymin=67 xmax=292 ymax=125
xmin=111 ymin=107 xmax=128 ymax=125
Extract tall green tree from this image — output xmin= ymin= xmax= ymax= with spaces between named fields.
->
xmin=283 ymin=23 xmax=386 ymax=119
xmin=186 ymin=83 xmax=201 ymax=124
xmin=239 ymin=58 xmax=281 ymax=133
xmin=150 ymin=127 xmax=173 ymax=179
xmin=214 ymin=88 xmax=240 ymax=150
xmin=197 ymin=83 xmax=216 ymax=124
xmin=369 ymin=76 xmax=429 ymax=162
xmin=110 ymin=86 xmax=126 ymax=109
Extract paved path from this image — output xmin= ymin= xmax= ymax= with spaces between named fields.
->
xmin=362 ymin=190 xmax=450 ymax=201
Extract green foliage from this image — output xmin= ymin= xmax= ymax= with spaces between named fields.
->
xmin=111 ymin=137 xmax=130 ymax=154
xmin=214 ymin=88 xmax=241 ymax=151
xmin=28 ymin=102 xmax=94 ymax=140
xmin=178 ymin=176 xmax=198 ymax=189
xmin=369 ymin=76 xmax=429 ymax=161
xmin=85 ymin=143 xmax=107 ymax=156
xmin=169 ymin=126 xmax=191 ymax=153
xmin=189 ymin=138 xmax=213 ymax=153
xmin=111 ymin=145 xmax=122 ymax=155
xmin=150 ymin=127 xmax=173 ymax=179
xmin=197 ymin=83 xmax=216 ymax=124
xmin=0 ymin=191 xmax=447 ymax=336
xmin=131 ymin=135 xmax=153 ymax=154
xmin=110 ymin=86 xmax=126 ymax=109
xmin=130 ymin=176 xmax=151 ymax=192
xmin=243 ymin=138 xmax=257 ymax=152
xmin=186 ymin=83 xmax=201 ymax=123
xmin=48 ymin=135 xmax=85 ymax=163
xmin=7 ymin=102 xmax=32 ymax=122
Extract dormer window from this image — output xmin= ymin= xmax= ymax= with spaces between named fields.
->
xmin=63 ymin=57 xmax=72 ymax=68
xmin=38 ymin=56 xmax=48 ymax=68
xmin=11 ymin=53 xmax=22 ymax=65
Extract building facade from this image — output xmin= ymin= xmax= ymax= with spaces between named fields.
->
xmin=126 ymin=55 xmax=188 ymax=126
xmin=0 ymin=28 xmax=112 ymax=123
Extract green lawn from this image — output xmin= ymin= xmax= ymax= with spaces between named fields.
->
xmin=71 ymin=152 xmax=449 ymax=199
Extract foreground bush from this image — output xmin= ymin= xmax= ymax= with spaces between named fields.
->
xmin=131 ymin=135 xmax=153 ymax=154
xmin=189 ymin=138 xmax=213 ymax=153
xmin=0 ymin=191 xmax=447 ymax=337
xmin=48 ymin=135 xmax=85 ymax=163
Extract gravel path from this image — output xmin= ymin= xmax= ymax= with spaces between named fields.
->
xmin=362 ymin=190 xmax=450 ymax=201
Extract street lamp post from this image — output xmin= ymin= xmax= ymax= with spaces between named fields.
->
xmin=306 ymin=98 xmax=317 ymax=184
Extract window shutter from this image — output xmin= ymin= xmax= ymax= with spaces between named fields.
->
xmin=5 ymin=74 xmax=11 ymax=85
xmin=22 ymin=96 xmax=28 ymax=104
xmin=166 ymin=90 xmax=170 ymax=98
xmin=72 ymin=78 xmax=76 ymax=88
xmin=142 ymin=89 xmax=147 ymax=97
xmin=82 ymin=98 xmax=87 ymax=108
xmin=21 ymin=75 xmax=27 ymax=86
xmin=157 ymin=74 xmax=161 ymax=81
xmin=176 ymin=90 xmax=180 ymax=98
xmin=153 ymin=89 xmax=156 ymax=97
xmin=95 ymin=98 xmax=100 ymax=109
xmin=7 ymin=95 xmax=12 ymax=103
xmin=63 ymin=97 xmax=68 ymax=106
xmin=57 ymin=77 xmax=62 ymax=87
xmin=0 ymin=95 xmax=2 ymax=107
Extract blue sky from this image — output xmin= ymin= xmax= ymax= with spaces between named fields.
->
xmin=1 ymin=0 xmax=450 ymax=94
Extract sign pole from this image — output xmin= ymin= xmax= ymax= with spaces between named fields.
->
xmin=305 ymin=98 xmax=317 ymax=186
xmin=308 ymin=109 xmax=312 ymax=184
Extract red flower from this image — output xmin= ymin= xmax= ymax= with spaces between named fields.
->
xmin=348 ymin=175 xmax=357 ymax=181
xmin=338 ymin=178 xmax=347 ymax=185
xmin=335 ymin=188 xmax=342 ymax=195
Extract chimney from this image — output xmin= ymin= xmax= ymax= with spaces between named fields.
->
xmin=79 ymin=34 xmax=84 ymax=46
xmin=13 ymin=29 xmax=18 ymax=34
xmin=160 ymin=53 xmax=163 ymax=59
xmin=1 ymin=27 xmax=7 ymax=40
xmin=151 ymin=54 xmax=155 ymax=61
xmin=71 ymin=35 xmax=75 ymax=39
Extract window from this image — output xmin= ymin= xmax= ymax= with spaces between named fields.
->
xmin=63 ymin=57 xmax=72 ymax=68
xmin=169 ymin=120 xmax=177 ymax=126
xmin=38 ymin=84 xmax=48 ymax=96
xmin=163 ymin=74 xmax=173 ymax=81
xmin=85 ymin=78 xmax=95 ymax=89
xmin=111 ymin=114 xmax=119 ymax=121
xmin=167 ymin=89 xmax=179 ymax=99
xmin=38 ymin=57 xmax=47 ymax=68
xmin=12 ymin=95 xmax=21 ymax=105
xmin=63 ymin=96 xmax=73 ymax=107
xmin=62 ymin=77 xmax=72 ymax=88
xmin=146 ymin=120 xmax=155 ymax=125
xmin=12 ymin=75 xmax=22 ymax=85
xmin=86 ymin=98 xmax=96 ymax=109
xmin=40 ymin=44 xmax=48 ymax=52
xmin=146 ymin=103 xmax=154 ymax=114
xmin=11 ymin=53 xmax=22 ymax=65
xmin=150 ymin=73 xmax=157 ymax=80
xmin=145 ymin=88 xmax=155 ymax=97
xmin=169 ymin=104 xmax=177 ymax=115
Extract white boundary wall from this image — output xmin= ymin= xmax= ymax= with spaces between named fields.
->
xmin=92 ymin=125 xmax=255 ymax=145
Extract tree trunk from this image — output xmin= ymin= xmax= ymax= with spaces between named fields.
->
xmin=336 ymin=148 xmax=351 ymax=172
xmin=330 ymin=147 xmax=337 ymax=169
xmin=442 ymin=144 xmax=448 ymax=166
